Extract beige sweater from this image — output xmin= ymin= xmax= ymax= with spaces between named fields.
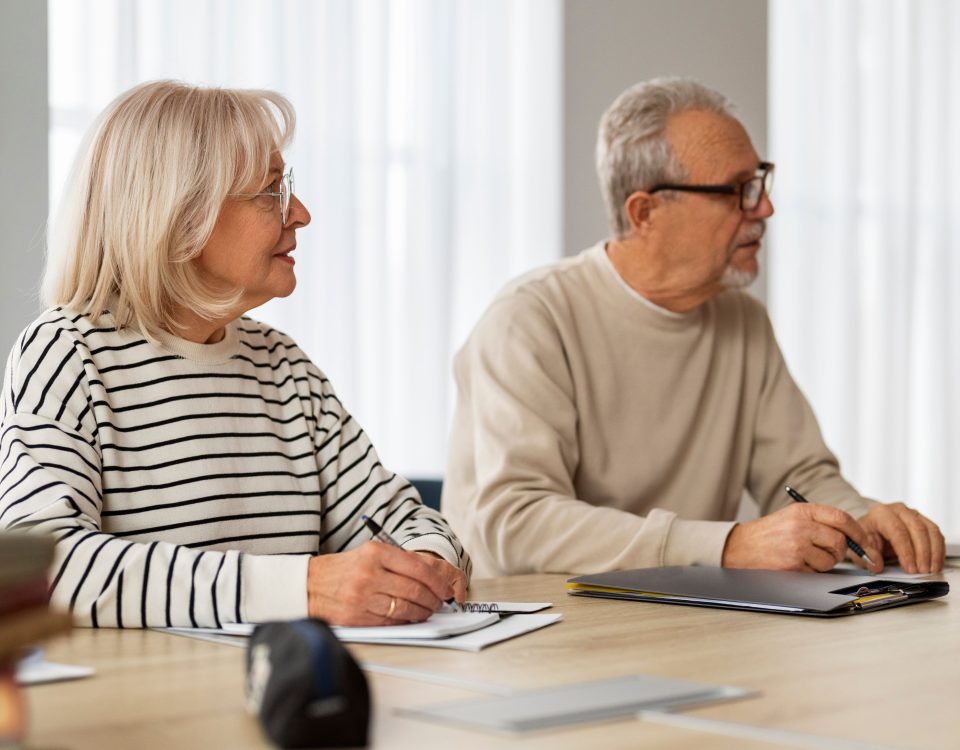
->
xmin=443 ymin=243 xmax=873 ymax=577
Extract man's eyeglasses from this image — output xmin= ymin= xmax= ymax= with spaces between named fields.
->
xmin=649 ymin=161 xmax=774 ymax=212
xmin=235 ymin=168 xmax=295 ymax=224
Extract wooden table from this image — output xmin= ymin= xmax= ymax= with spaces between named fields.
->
xmin=27 ymin=571 xmax=960 ymax=749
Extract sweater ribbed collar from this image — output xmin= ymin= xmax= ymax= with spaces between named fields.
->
xmin=153 ymin=318 xmax=241 ymax=364
xmin=589 ymin=242 xmax=704 ymax=330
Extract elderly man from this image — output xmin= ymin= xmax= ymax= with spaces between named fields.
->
xmin=443 ymin=78 xmax=945 ymax=577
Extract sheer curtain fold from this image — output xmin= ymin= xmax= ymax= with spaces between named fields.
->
xmin=49 ymin=0 xmax=562 ymax=478
xmin=770 ymin=0 xmax=959 ymax=536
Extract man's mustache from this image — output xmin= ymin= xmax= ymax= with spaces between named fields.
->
xmin=740 ymin=222 xmax=766 ymax=245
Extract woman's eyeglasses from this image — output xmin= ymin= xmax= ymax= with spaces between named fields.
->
xmin=234 ymin=168 xmax=295 ymax=224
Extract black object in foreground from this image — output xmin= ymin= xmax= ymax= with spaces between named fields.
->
xmin=246 ymin=619 xmax=370 ymax=748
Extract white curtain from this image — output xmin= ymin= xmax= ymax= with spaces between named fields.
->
xmin=769 ymin=0 xmax=960 ymax=537
xmin=49 ymin=0 xmax=562 ymax=478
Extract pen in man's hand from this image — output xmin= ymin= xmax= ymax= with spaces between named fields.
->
xmin=360 ymin=514 xmax=461 ymax=612
xmin=783 ymin=486 xmax=876 ymax=567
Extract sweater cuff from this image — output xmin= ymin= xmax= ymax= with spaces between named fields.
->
xmin=240 ymin=554 xmax=310 ymax=623
xmin=841 ymin=495 xmax=878 ymax=520
xmin=402 ymin=533 xmax=461 ymax=570
xmin=661 ymin=518 xmax=738 ymax=567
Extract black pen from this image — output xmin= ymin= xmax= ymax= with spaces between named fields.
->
xmin=361 ymin=514 xmax=460 ymax=612
xmin=361 ymin=513 xmax=402 ymax=548
xmin=783 ymin=486 xmax=876 ymax=567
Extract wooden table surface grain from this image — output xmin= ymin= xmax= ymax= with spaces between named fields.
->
xmin=25 ymin=571 xmax=959 ymax=749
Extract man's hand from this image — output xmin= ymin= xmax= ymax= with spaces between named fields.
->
xmin=306 ymin=541 xmax=457 ymax=626
xmin=722 ymin=502 xmax=883 ymax=573
xmin=857 ymin=502 xmax=945 ymax=573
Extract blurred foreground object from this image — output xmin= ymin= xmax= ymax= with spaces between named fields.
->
xmin=0 ymin=533 xmax=72 ymax=741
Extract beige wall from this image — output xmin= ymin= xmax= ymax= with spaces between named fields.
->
xmin=562 ymin=0 xmax=768 ymax=293
xmin=0 ymin=0 xmax=47 ymax=351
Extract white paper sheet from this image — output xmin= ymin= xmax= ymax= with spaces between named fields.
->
xmin=163 ymin=613 xmax=562 ymax=652
xmin=366 ymin=613 xmax=562 ymax=652
xmin=830 ymin=561 xmax=945 ymax=580
xmin=17 ymin=650 xmax=95 ymax=685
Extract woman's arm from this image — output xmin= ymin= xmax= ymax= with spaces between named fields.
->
xmin=309 ymin=368 xmax=471 ymax=575
xmin=0 ymin=317 xmax=307 ymax=627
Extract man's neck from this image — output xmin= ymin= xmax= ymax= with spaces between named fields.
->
xmin=605 ymin=239 xmax=714 ymax=313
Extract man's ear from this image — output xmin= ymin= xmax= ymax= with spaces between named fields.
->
xmin=623 ymin=191 xmax=657 ymax=234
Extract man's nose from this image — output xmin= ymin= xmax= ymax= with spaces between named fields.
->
xmin=747 ymin=190 xmax=774 ymax=219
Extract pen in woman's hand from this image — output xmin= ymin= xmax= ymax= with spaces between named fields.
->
xmin=361 ymin=515 xmax=461 ymax=612
xmin=360 ymin=514 xmax=401 ymax=548
xmin=783 ymin=486 xmax=876 ymax=567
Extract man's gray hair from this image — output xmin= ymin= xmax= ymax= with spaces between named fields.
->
xmin=596 ymin=77 xmax=736 ymax=238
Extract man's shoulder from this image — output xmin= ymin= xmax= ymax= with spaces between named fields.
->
xmin=710 ymin=289 xmax=771 ymax=325
xmin=489 ymin=244 xmax=603 ymax=312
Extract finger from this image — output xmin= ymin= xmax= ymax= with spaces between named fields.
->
xmin=851 ymin=530 xmax=884 ymax=574
xmin=803 ymin=544 xmax=839 ymax=572
xmin=876 ymin=515 xmax=917 ymax=573
xmin=451 ymin=569 xmax=468 ymax=603
xmin=417 ymin=550 xmax=463 ymax=601
xmin=421 ymin=556 xmax=468 ymax=603
xmin=806 ymin=505 xmax=875 ymax=561
xmin=899 ymin=509 xmax=934 ymax=573
xmin=927 ymin=521 xmax=946 ymax=573
xmin=808 ymin=525 xmax=847 ymax=565
xmin=379 ymin=569 xmax=445 ymax=613
xmin=378 ymin=545 xmax=453 ymax=600
xmin=373 ymin=587 xmax=434 ymax=624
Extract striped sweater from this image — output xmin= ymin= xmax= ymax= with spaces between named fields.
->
xmin=0 ymin=308 xmax=470 ymax=628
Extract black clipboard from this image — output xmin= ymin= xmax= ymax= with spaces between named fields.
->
xmin=566 ymin=566 xmax=949 ymax=616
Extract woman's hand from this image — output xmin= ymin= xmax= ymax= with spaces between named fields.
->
xmin=412 ymin=551 xmax=468 ymax=605
xmin=306 ymin=541 xmax=458 ymax=625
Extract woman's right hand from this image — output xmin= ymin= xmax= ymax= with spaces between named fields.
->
xmin=306 ymin=541 xmax=456 ymax=626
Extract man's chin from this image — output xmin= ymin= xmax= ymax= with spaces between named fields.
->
xmin=721 ymin=264 xmax=758 ymax=289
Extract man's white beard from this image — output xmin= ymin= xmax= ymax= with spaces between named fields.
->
xmin=721 ymin=264 xmax=758 ymax=289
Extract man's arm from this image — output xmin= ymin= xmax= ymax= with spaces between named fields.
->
xmin=446 ymin=292 xmax=735 ymax=575
xmin=738 ymin=300 xmax=942 ymax=572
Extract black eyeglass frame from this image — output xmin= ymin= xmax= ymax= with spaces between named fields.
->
xmin=649 ymin=161 xmax=774 ymax=212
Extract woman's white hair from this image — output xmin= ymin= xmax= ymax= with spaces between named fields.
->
xmin=43 ymin=80 xmax=295 ymax=339
xmin=596 ymin=77 xmax=735 ymax=238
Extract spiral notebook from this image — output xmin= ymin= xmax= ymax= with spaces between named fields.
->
xmin=162 ymin=601 xmax=558 ymax=651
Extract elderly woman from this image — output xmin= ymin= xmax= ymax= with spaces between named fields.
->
xmin=0 ymin=81 xmax=469 ymax=628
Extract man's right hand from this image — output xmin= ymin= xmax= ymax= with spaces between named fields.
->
xmin=306 ymin=541 xmax=456 ymax=626
xmin=722 ymin=503 xmax=883 ymax=573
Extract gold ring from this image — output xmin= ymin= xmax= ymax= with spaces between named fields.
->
xmin=387 ymin=597 xmax=397 ymax=618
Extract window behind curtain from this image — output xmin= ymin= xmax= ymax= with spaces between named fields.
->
xmin=769 ymin=0 xmax=960 ymax=537
xmin=49 ymin=0 xmax=562 ymax=478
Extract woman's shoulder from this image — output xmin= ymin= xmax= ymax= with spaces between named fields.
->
xmin=14 ymin=307 xmax=135 ymax=360
xmin=234 ymin=317 xmax=321 ymax=372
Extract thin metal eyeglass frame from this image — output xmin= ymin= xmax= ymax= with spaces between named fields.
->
xmin=649 ymin=161 xmax=774 ymax=211
xmin=233 ymin=168 xmax=295 ymax=224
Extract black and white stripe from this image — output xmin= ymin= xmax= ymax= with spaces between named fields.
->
xmin=0 ymin=308 xmax=470 ymax=628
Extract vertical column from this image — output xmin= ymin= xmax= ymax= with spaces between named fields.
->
xmin=0 ymin=0 xmax=48 ymax=350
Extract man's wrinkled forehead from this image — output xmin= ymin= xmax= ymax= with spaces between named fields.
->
xmin=665 ymin=109 xmax=760 ymax=181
